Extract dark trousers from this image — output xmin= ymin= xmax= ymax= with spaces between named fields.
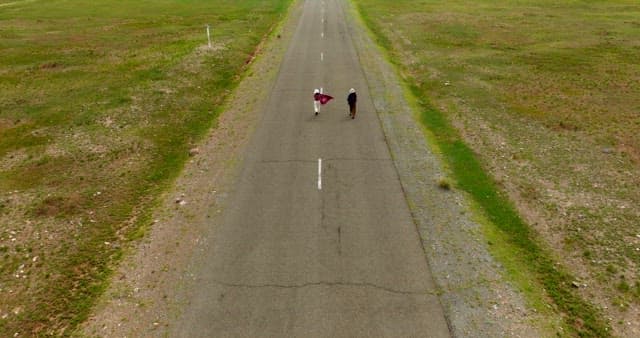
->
xmin=349 ymin=103 xmax=356 ymax=118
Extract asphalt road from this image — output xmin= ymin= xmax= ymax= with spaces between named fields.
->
xmin=173 ymin=0 xmax=451 ymax=336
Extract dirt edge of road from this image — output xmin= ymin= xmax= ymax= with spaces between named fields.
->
xmin=76 ymin=2 xmax=304 ymax=337
xmin=341 ymin=0 xmax=558 ymax=336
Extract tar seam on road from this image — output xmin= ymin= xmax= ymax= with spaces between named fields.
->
xmin=210 ymin=279 xmax=439 ymax=297
xmin=259 ymin=159 xmax=317 ymax=164
xmin=320 ymin=157 xmax=390 ymax=162
xmin=256 ymin=158 xmax=389 ymax=164
xmin=337 ymin=226 xmax=342 ymax=255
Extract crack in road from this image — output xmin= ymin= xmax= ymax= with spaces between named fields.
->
xmin=258 ymin=159 xmax=316 ymax=164
xmin=257 ymin=158 xmax=391 ymax=164
xmin=322 ymin=158 xmax=391 ymax=163
xmin=337 ymin=226 xmax=342 ymax=255
xmin=211 ymin=279 xmax=439 ymax=296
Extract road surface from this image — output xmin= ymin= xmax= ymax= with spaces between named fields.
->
xmin=173 ymin=0 xmax=451 ymax=336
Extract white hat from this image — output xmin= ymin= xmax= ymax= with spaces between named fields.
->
xmin=314 ymin=88 xmax=320 ymax=94
xmin=349 ymin=88 xmax=355 ymax=93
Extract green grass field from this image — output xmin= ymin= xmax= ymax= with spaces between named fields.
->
xmin=0 ymin=0 xmax=290 ymax=335
xmin=354 ymin=0 xmax=640 ymax=336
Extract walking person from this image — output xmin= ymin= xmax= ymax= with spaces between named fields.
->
xmin=314 ymin=88 xmax=321 ymax=115
xmin=313 ymin=88 xmax=334 ymax=116
xmin=347 ymin=88 xmax=357 ymax=119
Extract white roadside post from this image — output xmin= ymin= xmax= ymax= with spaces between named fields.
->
xmin=206 ymin=24 xmax=212 ymax=48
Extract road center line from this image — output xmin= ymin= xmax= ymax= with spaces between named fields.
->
xmin=321 ymin=52 xmax=323 ymax=61
xmin=318 ymin=158 xmax=322 ymax=190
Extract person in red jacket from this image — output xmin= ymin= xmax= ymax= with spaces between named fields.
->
xmin=313 ymin=88 xmax=334 ymax=116
xmin=314 ymin=88 xmax=321 ymax=115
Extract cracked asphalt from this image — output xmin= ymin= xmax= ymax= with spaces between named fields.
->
xmin=170 ymin=0 xmax=451 ymax=336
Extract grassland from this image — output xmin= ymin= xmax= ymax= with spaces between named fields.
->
xmin=0 ymin=0 xmax=291 ymax=335
xmin=353 ymin=0 xmax=640 ymax=336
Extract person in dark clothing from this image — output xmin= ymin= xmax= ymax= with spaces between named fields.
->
xmin=347 ymin=88 xmax=357 ymax=119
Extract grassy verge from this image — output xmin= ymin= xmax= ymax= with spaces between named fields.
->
xmin=353 ymin=0 xmax=640 ymax=336
xmin=0 ymin=0 xmax=291 ymax=335
xmin=414 ymin=94 xmax=609 ymax=336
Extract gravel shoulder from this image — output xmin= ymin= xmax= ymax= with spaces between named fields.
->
xmin=80 ymin=0 xmax=552 ymax=336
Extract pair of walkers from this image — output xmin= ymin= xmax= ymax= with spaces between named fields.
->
xmin=313 ymin=88 xmax=358 ymax=119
